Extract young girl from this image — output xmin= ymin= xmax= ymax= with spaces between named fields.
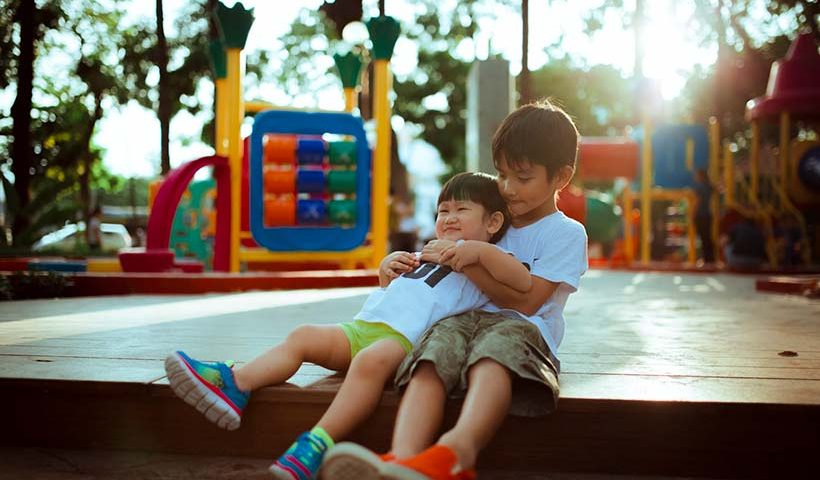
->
xmin=163 ymin=172 xmax=533 ymax=480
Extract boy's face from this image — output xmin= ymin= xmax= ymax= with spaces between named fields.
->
xmin=434 ymin=199 xmax=501 ymax=243
xmin=495 ymin=156 xmax=563 ymax=226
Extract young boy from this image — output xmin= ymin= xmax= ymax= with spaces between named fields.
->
xmin=163 ymin=172 xmax=533 ymax=480
xmin=320 ymin=100 xmax=588 ymax=480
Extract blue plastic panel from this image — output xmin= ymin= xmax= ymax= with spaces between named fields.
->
xmin=297 ymin=138 xmax=326 ymax=165
xmin=296 ymin=170 xmax=326 ymax=193
xmin=297 ymin=199 xmax=328 ymax=224
xmin=250 ymin=110 xmax=371 ymax=251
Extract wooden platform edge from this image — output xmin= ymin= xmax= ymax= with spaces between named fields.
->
xmin=1 ymin=377 xmax=818 ymax=479
xmin=60 ymin=270 xmax=380 ymax=296
xmin=756 ymin=275 xmax=820 ymax=296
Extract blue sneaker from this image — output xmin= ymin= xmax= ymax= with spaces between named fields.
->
xmin=164 ymin=350 xmax=250 ymax=430
xmin=269 ymin=431 xmax=331 ymax=480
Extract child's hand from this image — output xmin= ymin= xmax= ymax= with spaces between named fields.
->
xmin=421 ymin=239 xmax=456 ymax=264
xmin=379 ymin=251 xmax=420 ymax=280
xmin=440 ymin=241 xmax=481 ymax=271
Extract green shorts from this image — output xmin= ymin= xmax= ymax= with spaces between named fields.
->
xmin=339 ymin=320 xmax=413 ymax=358
xmin=395 ymin=310 xmax=560 ymax=417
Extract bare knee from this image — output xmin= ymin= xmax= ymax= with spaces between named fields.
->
xmin=410 ymin=361 xmax=446 ymax=389
xmin=349 ymin=342 xmax=405 ymax=379
xmin=467 ymin=357 xmax=508 ymax=381
xmin=285 ymin=324 xmax=321 ymax=353
xmin=285 ymin=325 xmax=348 ymax=367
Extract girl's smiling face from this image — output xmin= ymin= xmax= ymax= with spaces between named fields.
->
xmin=434 ymin=199 xmax=502 ymax=242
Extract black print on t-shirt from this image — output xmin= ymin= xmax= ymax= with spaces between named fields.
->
xmin=402 ymin=263 xmax=453 ymax=288
xmin=521 ymin=258 xmax=537 ymax=272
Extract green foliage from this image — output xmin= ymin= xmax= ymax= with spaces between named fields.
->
xmin=0 ymin=271 xmax=70 ymax=301
xmin=263 ymin=8 xmax=340 ymax=99
xmin=0 ymin=0 xmax=139 ymax=246
xmin=392 ymin=1 xmax=484 ymax=175
xmin=583 ymin=0 xmax=816 ymax=140
xmin=97 ymin=176 xmax=151 ymax=208
xmin=120 ymin=1 xmax=213 ymax=125
xmin=530 ymin=57 xmax=634 ymax=136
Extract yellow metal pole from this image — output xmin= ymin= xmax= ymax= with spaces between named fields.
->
xmin=723 ymin=142 xmax=734 ymax=206
xmin=372 ymin=60 xmax=391 ymax=266
xmin=708 ymin=117 xmax=720 ymax=262
xmin=640 ymin=115 xmax=653 ymax=264
xmin=215 ymin=78 xmax=229 ymax=156
xmin=343 ymin=87 xmax=357 ymax=113
xmin=779 ymin=112 xmax=790 ymax=187
xmin=685 ymin=138 xmax=694 ymax=172
xmin=623 ymin=186 xmax=634 ymax=264
xmin=226 ymin=48 xmax=244 ymax=273
xmin=750 ymin=120 xmax=760 ymax=204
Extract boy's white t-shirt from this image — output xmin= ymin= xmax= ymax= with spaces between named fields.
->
xmin=483 ymin=211 xmax=588 ymax=366
xmin=356 ymin=247 xmax=507 ymax=345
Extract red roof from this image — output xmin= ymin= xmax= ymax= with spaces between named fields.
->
xmin=746 ymin=33 xmax=820 ymax=121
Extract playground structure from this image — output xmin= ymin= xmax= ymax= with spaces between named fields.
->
xmin=564 ymin=33 xmax=820 ymax=269
xmin=119 ymin=5 xmax=818 ymax=274
xmin=121 ymin=3 xmax=401 ymax=273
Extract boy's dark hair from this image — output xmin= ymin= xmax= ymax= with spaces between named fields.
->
xmin=492 ymin=99 xmax=579 ymax=179
xmin=438 ymin=172 xmax=510 ymax=243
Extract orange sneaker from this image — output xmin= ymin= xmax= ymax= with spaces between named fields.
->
xmin=317 ymin=442 xmax=388 ymax=480
xmin=380 ymin=445 xmax=476 ymax=480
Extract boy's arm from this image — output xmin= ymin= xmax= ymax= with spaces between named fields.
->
xmin=460 ymin=263 xmax=559 ymax=316
xmin=447 ymin=241 xmax=532 ymax=292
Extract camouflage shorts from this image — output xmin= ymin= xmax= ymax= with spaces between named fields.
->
xmin=394 ymin=310 xmax=560 ymax=416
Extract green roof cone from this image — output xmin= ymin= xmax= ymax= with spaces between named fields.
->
xmin=208 ymin=39 xmax=227 ymax=79
xmin=214 ymin=1 xmax=254 ymax=49
xmin=333 ymin=51 xmax=363 ymax=89
xmin=366 ymin=16 xmax=400 ymax=61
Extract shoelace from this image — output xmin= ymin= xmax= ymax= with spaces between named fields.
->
xmin=287 ymin=432 xmax=327 ymax=468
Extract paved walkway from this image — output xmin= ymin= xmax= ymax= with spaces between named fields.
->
xmin=2 ymin=270 xmax=818 ymax=405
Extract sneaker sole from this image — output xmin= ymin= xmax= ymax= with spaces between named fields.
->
xmin=164 ymin=353 xmax=241 ymax=431
xmin=318 ymin=443 xmax=382 ymax=480
xmin=379 ymin=462 xmax=431 ymax=480
xmin=269 ymin=462 xmax=305 ymax=480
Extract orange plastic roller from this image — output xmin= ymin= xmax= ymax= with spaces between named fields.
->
xmin=264 ymin=169 xmax=296 ymax=194
xmin=264 ymin=134 xmax=297 ymax=165
xmin=264 ymin=195 xmax=296 ymax=226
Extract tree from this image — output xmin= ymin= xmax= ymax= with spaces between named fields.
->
xmin=584 ymin=0 xmax=813 ymax=137
xmin=156 ymin=0 xmax=171 ymax=174
xmin=119 ymin=0 xmax=214 ymax=175
xmin=4 ymin=0 xmax=60 ymax=242
xmin=529 ymin=57 xmax=634 ymax=136
xmin=0 ymin=1 xmax=146 ymax=247
xmin=520 ymin=0 xmax=531 ymax=105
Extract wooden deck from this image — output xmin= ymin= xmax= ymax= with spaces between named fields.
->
xmin=1 ymin=271 xmax=818 ymax=478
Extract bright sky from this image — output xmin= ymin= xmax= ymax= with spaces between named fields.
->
xmin=81 ymin=0 xmax=716 ymax=178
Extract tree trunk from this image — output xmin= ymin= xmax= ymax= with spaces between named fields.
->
xmin=156 ymin=0 xmax=171 ymax=174
xmin=714 ymin=0 xmax=727 ymax=122
xmin=82 ymin=93 xmax=105 ymax=246
xmin=519 ymin=0 xmax=531 ymax=105
xmin=10 ymin=0 xmax=35 ymax=243
xmin=632 ymin=0 xmax=645 ymax=123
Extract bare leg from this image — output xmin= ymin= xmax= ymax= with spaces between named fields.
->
xmin=437 ymin=358 xmax=512 ymax=470
xmin=316 ymin=339 xmax=407 ymax=440
xmin=233 ymin=324 xmax=351 ymax=392
xmin=390 ymin=361 xmax=448 ymax=459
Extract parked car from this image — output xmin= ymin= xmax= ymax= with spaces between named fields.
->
xmin=32 ymin=222 xmax=133 ymax=254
